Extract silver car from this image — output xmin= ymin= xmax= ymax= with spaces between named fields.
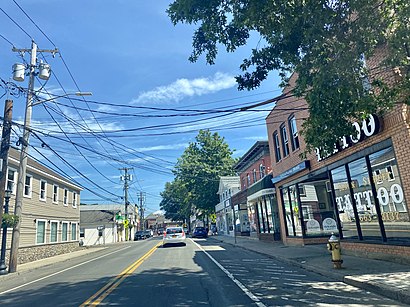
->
xmin=162 ymin=227 xmax=186 ymax=247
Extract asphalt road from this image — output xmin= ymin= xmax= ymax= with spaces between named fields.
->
xmin=0 ymin=237 xmax=405 ymax=306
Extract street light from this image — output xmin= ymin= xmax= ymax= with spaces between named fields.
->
xmin=0 ymin=189 xmax=13 ymax=275
xmin=31 ymin=92 xmax=93 ymax=107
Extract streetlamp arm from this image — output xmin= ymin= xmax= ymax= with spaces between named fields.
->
xmin=31 ymin=92 xmax=92 ymax=107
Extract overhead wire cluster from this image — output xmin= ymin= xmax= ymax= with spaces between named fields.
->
xmin=0 ymin=1 xmax=332 ymax=205
xmin=0 ymin=1 xmax=401 ymax=243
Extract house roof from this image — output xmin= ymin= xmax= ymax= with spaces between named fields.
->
xmin=234 ymin=141 xmax=269 ymax=172
xmin=217 ymin=176 xmax=240 ymax=194
xmin=80 ymin=210 xmax=115 ymax=224
xmin=8 ymin=146 xmax=82 ymax=191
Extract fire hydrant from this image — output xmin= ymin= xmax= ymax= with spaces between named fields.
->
xmin=327 ymin=233 xmax=343 ymax=269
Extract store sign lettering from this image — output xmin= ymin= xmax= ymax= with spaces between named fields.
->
xmin=336 ymin=183 xmax=404 ymax=212
xmin=316 ymin=115 xmax=381 ymax=162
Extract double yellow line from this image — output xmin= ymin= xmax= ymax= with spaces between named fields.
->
xmin=80 ymin=242 xmax=161 ymax=306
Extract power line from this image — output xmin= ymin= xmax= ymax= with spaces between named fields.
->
xmin=12 ymin=0 xmax=56 ymax=47
xmin=0 ymin=7 xmax=32 ymax=39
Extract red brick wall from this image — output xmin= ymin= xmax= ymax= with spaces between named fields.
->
xmin=265 ymin=48 xmax=410 ymax=252
xmin=342 ymin=242 xmax=410 ymax=264
xmin=238 ymin=154 xmax=272 ymax=189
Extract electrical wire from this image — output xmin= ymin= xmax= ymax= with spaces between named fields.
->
xmin=0 ymin=6 xmax=32 ymax=39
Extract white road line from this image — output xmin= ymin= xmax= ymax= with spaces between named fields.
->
xmin=0 ymin=246 xmax=131 ymax=295
xmin=191 ymin=239 xmax=266 ymax=307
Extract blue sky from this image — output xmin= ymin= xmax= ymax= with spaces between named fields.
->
xmin=0 ymin=1 xmax=281 ymax=215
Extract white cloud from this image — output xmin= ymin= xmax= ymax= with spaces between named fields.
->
xmin=138 ymin=143 xmax=187 ymax=152
xmin=132 ymin=72 xmax=236 ymax=104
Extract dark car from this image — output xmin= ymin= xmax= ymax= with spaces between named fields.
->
xmin=192 ymin=226 xmax=208 ymax=238
xmin=144 ymin=230 xmax=153 ymax=238
xmin=134 ymin=231 xmax=145 ymax=241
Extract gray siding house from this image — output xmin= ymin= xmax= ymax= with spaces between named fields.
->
xmin=3 ymin=147 xmax=82 ymax=263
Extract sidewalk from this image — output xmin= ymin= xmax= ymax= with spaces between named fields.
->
xmin=209 ymin=235 xmax=410 ymax=305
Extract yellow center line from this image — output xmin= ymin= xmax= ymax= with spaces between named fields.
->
xmin=80 ymin=242 xmax=161 ymax=306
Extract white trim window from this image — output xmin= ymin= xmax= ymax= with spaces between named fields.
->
xmin=288 ymin=115 xmax=300 ymax=151
xmin=61 ymin=222 xmax=68 ymax=242
xmin=252 ymin=169 xmax=257 ymax=183
xmin=36 ymin=219 xmax=46 ymax=244
xmin=71 ymin=223 xmax=77 ymax=241
xmin=280 ymin=124 xmax=290 ymax=157
xmin=6 ymin=168 xmax=17 ymax=194
xmin=64 ymin=189 xmax=69 ymax=206
xmin=39 ymin=180 xmax=47 ymax=202
xmin=24 ymin=174 xmax=32 ymax=198
xmin=53 ymin=185 xmax=59 ymax=204
xmin=72 ymin=192 xmax=77 ymax=208
xmin=273 ymin=131 xmax=282 ymax=162
xmin=386 ymin=165 xmax=395 ymax=181
xmin=50 ymin=221 xmax=58 ymax=243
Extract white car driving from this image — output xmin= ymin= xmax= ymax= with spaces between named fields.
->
xmin=162 ymin=226 xmax=186 ymax=247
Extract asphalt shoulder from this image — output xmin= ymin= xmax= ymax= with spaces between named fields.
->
xmin=208 ymin=235 xmax=410 ymax=305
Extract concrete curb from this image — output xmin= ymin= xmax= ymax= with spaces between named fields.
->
xmin=344 ymin=276 xmax=410 ymax=305
xmin=209 ymin=237 xmax=409 ymax=305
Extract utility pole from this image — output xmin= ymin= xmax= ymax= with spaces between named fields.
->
xmin=0 ymin=100 xmax=13 ymax=227
xmin=9 ymin=41 xmax=58 ymax=273
xmin=119 ymin=167 xmax=133 ymax=241
xmin=138 ymin=191 xmax=145 ymax=231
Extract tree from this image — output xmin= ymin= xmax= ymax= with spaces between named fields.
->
xmin=173 ymin=130 xmax=237 ymax=215
xmin=159 ymin=180 xmax=191 ymax=221
xmin=168 ymin=0 xmax=409 ymax=154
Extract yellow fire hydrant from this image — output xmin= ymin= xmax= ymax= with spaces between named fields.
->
xmin=327 ymin=233 xmax=343 ymax=269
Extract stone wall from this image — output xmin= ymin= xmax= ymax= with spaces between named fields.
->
xmin=5 ymin=242 xmax=85 ymax=265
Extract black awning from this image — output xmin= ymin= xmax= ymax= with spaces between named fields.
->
xmin=247 ymin=174 xmax=274 ymax=197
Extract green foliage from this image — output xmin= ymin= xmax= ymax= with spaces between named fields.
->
xmin=160 ymin=180 xmax=191 ymax=221
xmin=1 ymin=213 xmax=19 ymax=228
xmin=168 ymin=0 xmax=410 ymax=154
xmin=160 ymin=130 xmax=237 ymax=219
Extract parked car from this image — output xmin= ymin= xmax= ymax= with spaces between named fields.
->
xmin=162 ymin=226 xmax=186 ymax=247
xmin=134 ymin=231 xmax=145 ymax=241
xmin=144 ymin=229 xmax=153 ymax=238
xmin=157 ymin=228 xmax=164 ymax=236
xmin=192 ymin=226 xmax=208 ymax=238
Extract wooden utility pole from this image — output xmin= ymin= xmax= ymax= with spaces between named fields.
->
xmin=119 ymin=167 xmax=133 ymax=240
xmin=9 ymin=41 xmax=58 ymax=273
xmin=0 ymin=100 xmax=13 ymax=229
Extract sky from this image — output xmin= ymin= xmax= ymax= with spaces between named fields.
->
xmin=0 ymin=1 xmax=281 ymax=215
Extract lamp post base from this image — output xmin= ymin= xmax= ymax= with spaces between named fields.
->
xmin=0 ymin=262 xmax=8 ymax=275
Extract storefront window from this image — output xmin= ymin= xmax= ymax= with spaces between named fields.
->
xmin=348 ymin=157 xmax=382 ymax=240
xmin=247 ymin=203 xmax=257 ymax=233
xmin=258 ymin=201 xmax=266 ymax=233
xmin=369 ymin=147 xmax=410 ymax=242
xmin=289 ymin=186 xmax=303 ymax=236
xmin=282 ymin=186 xmax=302 ymax=236
xmin=331 ymin=166 xmax=359 ymax=239
xmin=299 ymin=180 xmax=338 ymax=237
xmin=282 ymin=187 xmax=295 ymax=236
xmin=265 ymin=197 xmax=274 ymax=233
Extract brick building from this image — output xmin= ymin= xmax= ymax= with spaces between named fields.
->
xmin=265 ymin=62 xmax=410 ymax=261
xmin=233 ymin=141 xmax=280 ymax=241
